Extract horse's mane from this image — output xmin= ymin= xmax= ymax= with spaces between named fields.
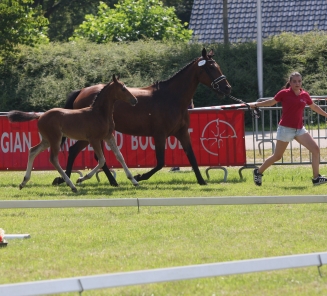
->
xmin=90 ymin=81 xmax=112 ymax=107
xmin=158 ymin=58 xmax=198 ymax=85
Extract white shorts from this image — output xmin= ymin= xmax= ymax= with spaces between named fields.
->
xmin=276 ymin=125 xmax=308 ymax=142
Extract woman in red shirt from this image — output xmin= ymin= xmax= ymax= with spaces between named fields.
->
xmin=250 ymin=72 xmax=327 ymax=186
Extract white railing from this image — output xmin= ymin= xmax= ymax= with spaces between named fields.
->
xmin=0 ymin=252 xmax=326 ymax=296
xmin=1 ymin=196 xmax=327 ymax=210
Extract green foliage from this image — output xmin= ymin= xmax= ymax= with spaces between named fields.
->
xmin=162 ymin=0 xmax=194 ymax=24
xmin=31 ymin=0 xmax=192 ymax=42
xmin=43 ymin=0 xmax=118 ymax=42
xmin=1 ymin=31 xmax=327 ymax=113
xmin=70 ymin=0 xmax=192 ymax=43
xmin=0 ymin=0 xmax=49 ymax=58
xmin=265 ymin=31 xmax=327 ymax=95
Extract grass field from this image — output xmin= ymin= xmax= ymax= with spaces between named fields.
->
xmin=1 ymin=166 xmax=327 ymax=295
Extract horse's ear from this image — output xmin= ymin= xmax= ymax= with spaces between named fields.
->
xmin=202 ymin=48 xmax=207 ymax=59
xmin=113 ymin=74 xmax=118 ymax=83
xmin=208 ymin=49 xmax=214 ymax=58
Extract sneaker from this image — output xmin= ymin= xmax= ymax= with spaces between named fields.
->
xmin=170 ymin=167 xmax=180 ymax=172
xmin=312 ymin=174 xmax=327 ymax=186
xmin=253 ymin=168 xmax=263 ymax=186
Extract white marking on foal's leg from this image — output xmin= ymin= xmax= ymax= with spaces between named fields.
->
xmin=50 ymin=151 xmax=77 ymax=193
xmin=77 ymin=142 xmax=105 ymax=184
xmin=106 ymin=136 xmax=139 ymax=186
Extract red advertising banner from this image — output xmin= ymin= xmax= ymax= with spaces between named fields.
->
xmin=0 ymin=109 xmax=246 ymax=170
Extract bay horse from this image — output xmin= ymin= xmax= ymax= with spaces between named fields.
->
xmin=7 ymin=75 xmax=138 ymax=192
xmin=53 ymin=48 xmax=231 ymax=187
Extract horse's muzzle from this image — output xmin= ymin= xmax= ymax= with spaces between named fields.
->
xmin=223 ymin=85 xmax=232 ymax=95
xmin=215 ymin=85 xmax=231 ymax=97
xmin=211 ymin=75 xmax=231 ymax=96
xmin=131 ymin=98 xmax=138 ymax=106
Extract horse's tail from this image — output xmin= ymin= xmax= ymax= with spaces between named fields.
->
xmin=7 ymin=110 xmax=40 ymax=123
xmin=64 ymin=89 xmax=81 ymax=109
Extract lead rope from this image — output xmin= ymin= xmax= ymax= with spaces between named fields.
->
xmin=228 ymin=95 xmax=261 ymax=119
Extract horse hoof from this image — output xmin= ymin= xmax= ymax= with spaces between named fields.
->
xmin=76 ymin=178 xmax=83 ymax=184
xmin=110 ymin=182 xmax=119 ymax=187
xmin=199 ymin=181 xmax=207 ymax=185
xmin=133 ymin=183 xmax=140 ymax=187
xmin=72 ymin=187 xmax=78 ymax=193
xmin=133 ymin=174 xmax=141 ymax=182
xmin=52 ymin=177 xmax=64 ymax=186
xmin=19 ymin=184 xmax=23 ymax=190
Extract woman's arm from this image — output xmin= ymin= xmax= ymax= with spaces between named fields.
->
xmin=309 ymin=103 xmax=327 ymax=118
xmin=250 ymin=98 xmax=278 ymax=109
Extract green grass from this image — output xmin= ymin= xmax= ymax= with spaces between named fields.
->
xmin=1 ymin=167 xmax=327 ymax=295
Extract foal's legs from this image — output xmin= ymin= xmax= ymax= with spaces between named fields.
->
xmin=105 ymin=136 xmax=139 ymax=186
xmin=93 ymin=142 xmax=119 ymax=186
xmin=76 ymin=141 xmax=106 ymax=184
xmin=19 ymin=139 xmax=49 ymax=190
xmin=52 ymin=140 xmax=88 ymax=185
xmin=48 ymin=142 xmax=78 ymax=193
xmin=52 ymin=140 xmax=118 ymax=186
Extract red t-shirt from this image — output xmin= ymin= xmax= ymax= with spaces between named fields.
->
xmin=274 ymin=88 xmax=313 ymax=129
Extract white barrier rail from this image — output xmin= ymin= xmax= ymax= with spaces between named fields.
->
xmin=0 ymin=252 xmax=326 ymax=296
xmin=1 ymin=196 xmax=327 ymax=209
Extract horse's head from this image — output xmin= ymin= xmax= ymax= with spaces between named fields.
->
xmin=196 ymin=48 xmax=231 ymax=97
xmin=112 ymin=74 xmax=138 ymax=106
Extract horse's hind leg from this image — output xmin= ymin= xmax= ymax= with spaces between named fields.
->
xmin=175 ymin=130 xmax=206 ymax=185
xmin=52 ymin=140 xmax=89 ymax=185
xmin=49 ymin=143 xmax=77 ymax=193
xmin=20 ymin=140 xmax=49 ymax=189
xmin=133 ymin=136 xmax=165 ymax=182
xmin=76 ymin=141 xmax=106 ymax=184
xmin=105 ymin=136 xmax=139 ymax=186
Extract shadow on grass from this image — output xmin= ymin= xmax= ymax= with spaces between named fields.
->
xmin=279 ymin=186 xmax=308 ymax=190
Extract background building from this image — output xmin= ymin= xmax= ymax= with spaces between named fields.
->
xmin=189 ymin=0 xmax=327 ymax=44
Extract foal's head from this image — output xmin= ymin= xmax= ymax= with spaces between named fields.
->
xmin=92 ymin=74 xmax=138 ymax=108
xmin=196 ymin=48 xmax=231 ymax=97
xmin=110 ymin=74 xmax=138 ymax=106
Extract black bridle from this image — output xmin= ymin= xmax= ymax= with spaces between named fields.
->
xmin=199 ymin=58 xmax=261 ymax=119
xmin=200 ymin=59 xmax=228 ymax=94
xmin=211 ymin=75 xmax=227 ymax=91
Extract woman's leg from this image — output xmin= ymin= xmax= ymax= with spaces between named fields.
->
xmin=295 ymin=133 xmax=320 ymax=178
xmin=258 ymin=140 xmax=289 ymax=174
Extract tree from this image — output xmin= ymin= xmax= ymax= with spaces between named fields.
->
xmin=0 ymin=0 xmax=49 ymax=56
xmin=31 ymin=0 xmax=118 ymax=41
xmin=27 ymin=0 xmax=193 ymax=42
xmin=70 ymin=0 xmax=192 ymax=43
xmin=162 ymin=0 xmax=194 ymax=25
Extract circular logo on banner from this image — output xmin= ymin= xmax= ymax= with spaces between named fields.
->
xmin=198 ymin=60 xmax=206 ymax=67
xmin=200 ymin=119 xmax=237 ymax=156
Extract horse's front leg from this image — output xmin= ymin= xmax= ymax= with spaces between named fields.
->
xmin=49 ymin=144 xmax=77 ymax=193
xmin=20 ymin=140 xmax=49 ymax=190
xmin=133 ymin=136 xmax=166 ymax=182
xmin=76 ymin=141 xmax=105 ymax=184
xmin=93 ymin=141 xmax=118 ymax=187
xmin=52 ymin=140 xmax=88 ymax=185
xmin=105 ymin=136 xmax=139 ymax=187
xmin=175 ymin=130 xmax=207 ymax=185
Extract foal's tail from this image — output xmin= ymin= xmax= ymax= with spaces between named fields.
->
xmin=7 ymin=110 xmax=40 ymax=123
